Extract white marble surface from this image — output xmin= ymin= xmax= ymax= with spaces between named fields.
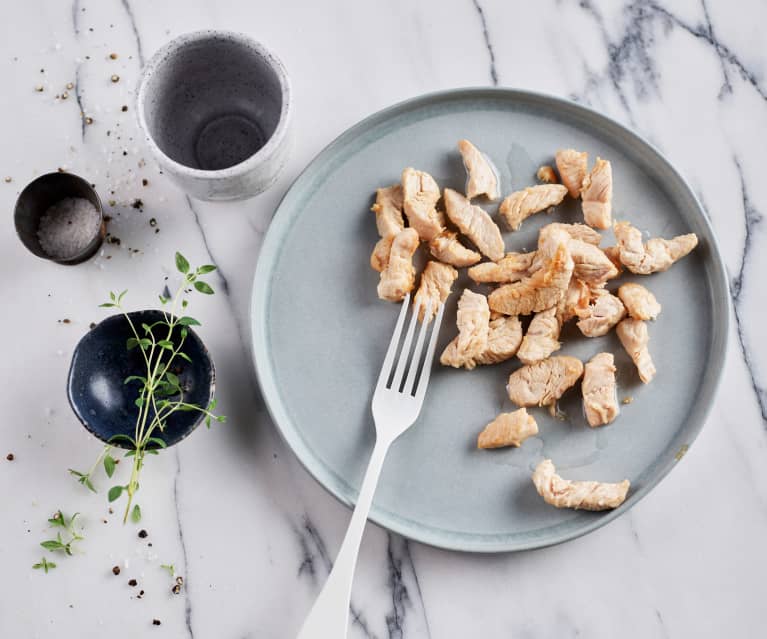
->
xmin=1 ymin=0 xmax=765 ymax=637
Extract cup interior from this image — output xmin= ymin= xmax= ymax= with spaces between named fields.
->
xmin=141 ymin=33 xmax=285 ymax=172
xmin=14 ymin=172 xmax=104 ymax=264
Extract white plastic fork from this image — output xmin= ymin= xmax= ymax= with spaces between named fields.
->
xmin=296 ymin=294 xmax=445 ymax=639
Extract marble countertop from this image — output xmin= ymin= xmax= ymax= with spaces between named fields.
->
xmin=1 ymin=1 xmax=764 ymax=637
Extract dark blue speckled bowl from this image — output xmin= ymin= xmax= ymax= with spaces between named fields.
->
xmin=67 ymin=310 xmax=215 ymax=448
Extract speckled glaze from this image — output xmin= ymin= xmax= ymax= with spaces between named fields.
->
xmin=251 ymin=88 xmax=730 ymax=553
xmin=67 ymin=310 xmax=216 ymax=448
xmin=136 ymin=31 xmax=292 ymax=201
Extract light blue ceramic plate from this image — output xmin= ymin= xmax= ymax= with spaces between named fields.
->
xmin=251 ymin=88 xmax=729 ymax=553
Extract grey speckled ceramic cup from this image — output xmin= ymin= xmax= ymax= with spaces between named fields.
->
xmin=137 ymin=31 xmax=292 ymax=201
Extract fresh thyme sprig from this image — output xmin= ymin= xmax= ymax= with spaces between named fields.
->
xmin=70 ymin=252 xmax=226 ymax=524
xmin=39 ymin=510 xmax=84 ymax=556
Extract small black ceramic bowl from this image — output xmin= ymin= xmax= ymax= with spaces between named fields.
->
xmin=14 ymin=172 xmax=106 ymax=265
xmin=67 ymin=310 xmax=215 ymax=448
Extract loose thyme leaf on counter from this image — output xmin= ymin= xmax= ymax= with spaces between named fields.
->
xmin=32 ymin=557 xmax=57 ymax=573
xmin=131 ymin=504 xmax=141 ymax=523
xmin=160 ymin=563 xmax=175 ymax=577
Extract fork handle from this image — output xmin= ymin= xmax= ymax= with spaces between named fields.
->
xmin=296 ymin=435 xmax=392 ymax=639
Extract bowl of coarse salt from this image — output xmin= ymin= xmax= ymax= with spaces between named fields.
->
xmin=14 ymin=172 xmax=105 ymax=265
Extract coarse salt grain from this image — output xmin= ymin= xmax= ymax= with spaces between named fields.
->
xmin=37 ymin=197 xmax=101 ymax=259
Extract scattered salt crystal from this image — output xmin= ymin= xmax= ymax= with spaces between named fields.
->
xmin=37 ymin=197 xmax=101 ymax=259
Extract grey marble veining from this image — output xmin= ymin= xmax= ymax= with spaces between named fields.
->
xmin=0 ymin=1 xmax=765 ymax=637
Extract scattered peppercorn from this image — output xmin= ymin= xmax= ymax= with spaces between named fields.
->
xmin=6 ymin=453 xmax=14 ymax=461
xmin=121 ymin=105 xmax=128 ymax=112
xmin=108 ymin=507 xmax=114 ymax=514
xmin=62 ymin=318 xmax=71 ymax=324
xmin=85 ymin=116 xmax=94 ymax=125
xmin=66 ymin=82 xmax=74 ymax=90
xmin=138 ymin=590 xmax=145 ymax=598
xmin=128 ymin=579 xmax=137 ymax=587
xmin=4 ymin=176 xmax=11 ymax=183
xmin=171 ymin=584 xmax=181 ymax=595
xmin=61 ymin=91 xmax=69 ymax=100
xmin=142 ymin=178 xmax=148 ymax=186
xmin=109 ymin=53 xmax=118 ymax=60
xmin=90 ymin=322 xmax=97 ymax=329
xmin=57 ymin=167 xmax=67 ymax=173
xmin=149 ymin=218 xmax=157 ymax=227
xmin=108 ymin=199 xmax=116 ymax=206
xmin=34 ymin=85 xmax=44 ymax=92
xmin=131 ymin=199 xmax=143 ymax=210
xmin=138 ymin=529 xmax=148 ymax=539
xmin=111 ymin=74 xmax=120 ymax=83
xmin=152 ymin=619 xmax=161 ymax=626
xmin=112 ymin=566 xmax=121 ymax=575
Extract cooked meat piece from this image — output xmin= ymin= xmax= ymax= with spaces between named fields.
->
xmin=443 ymin=314 xmax=523 ymax=369
xmin=581 ymin=158 xmax=613 ymax=229
xmin=477 ymin=408 xmax=538 ymax=449
xmin=616 ymin=318 xmax=656 ymax=383
xmin=618 ymin=283 xmax=661 ymax=320
xmin=602 ymin=245 xmax=624 ymax=274
xmin=568 ymin=239 xmax=619 ymax=284
xmin=401 ymin=168 xmax=444 ymax=241
xmin=443 ymin=188 xmax=505 ymax=261
xmin=542 ymin=222 xmax=602 ymax=246
xmin=517 ymin=308 xmax=561 ymax=365
xmin=377 ymin=228 xmax=419 ymax=302
xmin=414 ymin=261 xmax=458 ymax=322
xmin=576 ymin=289 xmax=626 ymax=337
xmin=555 ymin=149 xmax=588 ymax=198
xmin=499 ymin=184 xmax=568 ymax=231
xmin=489 ymin=244 xmax=574 ymax=316
xmin=468 ymin=251 xmax=537 ymax=284
xmin=475 ymin=316 xmax=524 ymax=365
xmin=440 ymin=289 xmax=490 ymax=369
xmin=532 ymin=459 xmax=629 ymax=511
xmin=429 ymin=230 xmax=482 ymax=268
xmin=556 ymin=277 xmax=591 ymax=324
xmin=536 ymin=225 xmax=572 ymax=259
xmin=614 ymin=221 xmax=699 ymax=274
xmin=537 ymin=165 xmax=558 ymax=184
xmin=535 ymin=225 xmax=614 ymax=285
xmin=507 ymin=356 xmax=584 ymax=407
xmin=582 ymin=352 xmax=619 ymax=427
xmin=371 ymin=184 xmax=405 ymax=238
xmin=370 ymin=236 xmax=395 ymax=272
xmin=458 ymin=139 xmax=499 ymax=200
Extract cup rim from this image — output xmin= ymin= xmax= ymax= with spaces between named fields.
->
xmin=136 ymin=30 xmax=292 ymax=179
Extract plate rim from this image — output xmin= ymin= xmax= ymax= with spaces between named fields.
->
xmin=250 ymin=86 xmax=731 ymax=553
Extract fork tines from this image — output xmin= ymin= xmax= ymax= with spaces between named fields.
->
xmin=377 ymin=294 xmax=445 ymax=399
